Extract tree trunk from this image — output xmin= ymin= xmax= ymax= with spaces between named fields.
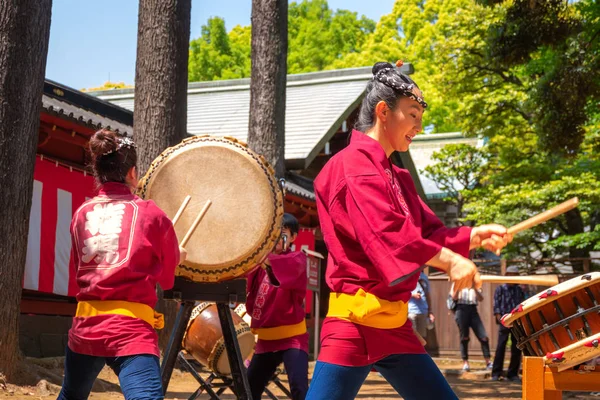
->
xmin=134 ymin=0 xmax=191 ymax=174
xmin=0 ymin=0 xmax=52 ymax=381
xmin=456 ymin=193 xmax=464 ymax=227
xmin=248 ymin=0 xmax=288 ymax=178
xmin=133 ymin=0 xmax=191 ymax=352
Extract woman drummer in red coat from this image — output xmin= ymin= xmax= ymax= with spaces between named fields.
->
xmin=307 ymin=61 xmax=512 ymax=400
xmin=58 ymin=129 xmax=185 ymax=400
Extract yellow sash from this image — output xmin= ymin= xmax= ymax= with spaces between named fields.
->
xmin=327 ymin=288 xmax=408 ymax=329
xmin=251 ymin=320 xmax=307 ymax=341
xmin=75 ymin=300 xmax=164 ymax=330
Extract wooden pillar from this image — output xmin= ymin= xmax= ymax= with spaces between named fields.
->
xmin=583 ymin=259 xmax=590 ymax=273
xmin=523 ymin=357 xmax=562 ymax=400
xmin=500 ymin=258 xmax=507 ymax=275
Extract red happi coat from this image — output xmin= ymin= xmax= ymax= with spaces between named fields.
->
xmin=246 ymin=250 xmax=309 ymax=354
xmin=314 ymin=130 xmax=472 ymax=366
xmin=68 ymin=183 xmax=180 ymax=357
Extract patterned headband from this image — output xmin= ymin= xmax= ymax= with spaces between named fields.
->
xmin=374 ymin=65 xmax=428 ymax=109
xmin=103 ymin=136 xmax=136 ymax=156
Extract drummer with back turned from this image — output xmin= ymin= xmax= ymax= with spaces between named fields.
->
xmin=245 ymin=213 xmax=309 ymax=400
xmin=58 ymin=129 xmax=186 ymax=399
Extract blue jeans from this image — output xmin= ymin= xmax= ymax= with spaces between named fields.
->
xmin=306 ymin=354 xmax=457 ymax=400
xmin=57 ymin=346 xmax=163 ymax=400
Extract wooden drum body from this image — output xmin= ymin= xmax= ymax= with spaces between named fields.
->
xmin=183 ymin=302 xmax=256 ymax=376
xmin=138 ymin=135 xmax=284 ymax=282
xmin=503 ymin=272 xmax=600 ymax=371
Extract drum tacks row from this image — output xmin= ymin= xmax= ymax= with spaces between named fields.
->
xmin=502 ymin=272 xmax=600 ymax=371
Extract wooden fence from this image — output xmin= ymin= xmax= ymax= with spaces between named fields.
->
xmin=307 ymin=258 xmax=599 ymax=359
xmin=422 ymin=258 xmax=599 ymax=358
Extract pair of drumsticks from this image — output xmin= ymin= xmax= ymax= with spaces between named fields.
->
xmin=415 ymin=197 xmax=580 ymax=347
xmin=172 ymin=195 xmax=212 ymax=251
xmin=168 ymin=195 xmax=580 ymax=348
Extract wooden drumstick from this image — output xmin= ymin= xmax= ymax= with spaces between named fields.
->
xmin=180 ymin=200 xmax=212 ymax=248
xmin=172 ymin=195 xmax=191 ymax=226
xmin=480 ymin=274 xmax=559 ymax=287
xmin=415 ymin=331 xmax=427 ymax=346
xmin=507 ymin=197 xmax=579 ymax=235
xmin=480 ymin=197 xmax=580 ymax=252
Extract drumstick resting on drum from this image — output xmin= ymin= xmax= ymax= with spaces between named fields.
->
xmin=172 ymin=195 xmax=192 ymax=226
xmin=180 ymin=200 xmax=212 ymax=248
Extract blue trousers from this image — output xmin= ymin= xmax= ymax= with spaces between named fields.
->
xmin=247 ymin=348 xmax=308 ymax=400
xmin=57 ymin=346 xmax=163 ymax=400
xmin=306 ymin=354 xmax=458 ymax=400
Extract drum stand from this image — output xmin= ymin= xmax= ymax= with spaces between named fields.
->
xmin=522 ymin=357 xmax=600 ymax=399
xmin=176 ymin=353 xmax=288 ymax=400
xmin=160 ymin=277 xmax=253 ymax=400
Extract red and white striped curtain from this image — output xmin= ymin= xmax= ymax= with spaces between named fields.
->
xmin=23 ymin=156 xmax=97 ymax=297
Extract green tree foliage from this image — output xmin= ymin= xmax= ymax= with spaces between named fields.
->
xmin=425 ymin=0 xmax=600 ymax=270
xmin=438 ymin=0 xmax=600 ymax=154
xmin=332 ymin=0 xmax=473 ymax=133
xmin=188 ymin=17 xmax=251 ymax=81
xmin=185 ymin=0 xmax=600 ymax=268
xmin=287 ymin=0 xmax=375 ymax=73
xmin=422 ymin=144 xmax=487 ymax=222
xmin=187 ymin=0 xmax=474 ymax=133
xmin=188 ymin=1 xmax=375 ymax=82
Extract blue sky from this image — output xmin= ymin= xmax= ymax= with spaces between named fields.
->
xmin=46 ymin=0 xmax=396 ymax=90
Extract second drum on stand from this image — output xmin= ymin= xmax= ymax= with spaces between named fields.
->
xmin=183 ymin=302 xmax=256 ymax=376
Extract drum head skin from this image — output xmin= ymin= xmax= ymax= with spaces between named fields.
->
xmin=502 ymin=272 xmax=600 ymax=371
xmin=502 ymin=272 xmax=600 ymax=327
xmin=139 ymin=136 xmax=284 ymax=282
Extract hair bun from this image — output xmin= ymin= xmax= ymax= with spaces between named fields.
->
xmin=372 ymin=62 xmax=393 ymax=75
xmin=89 ymin=129 xmax=118 ymax=158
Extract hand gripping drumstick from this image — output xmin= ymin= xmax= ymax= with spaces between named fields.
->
xmin=172 ymin=195 xmax=192 ymax=227
xmin=180 ymin=200 xmax=212 ymax=248
xmin=480 ymin=197 xmax=580 ymax=250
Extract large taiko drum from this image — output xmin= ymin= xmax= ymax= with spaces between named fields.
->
xmin=502 ymin=272 xmax=600 ymax=371
xmin=183 ymin=302 xmax=256 ymax=376
xmin=138 ymin=135 xmax=284 ymax=282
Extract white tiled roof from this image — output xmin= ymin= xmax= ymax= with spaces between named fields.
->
xmin=93 ymin=65 xmax=414 ymax=168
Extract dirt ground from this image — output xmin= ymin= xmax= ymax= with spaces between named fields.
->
xmin=1 ymin=357 xmax=600 ymax=400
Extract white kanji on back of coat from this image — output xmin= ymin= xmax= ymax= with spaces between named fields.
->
xmin=82 ymin=203 xmax=125 ymax=264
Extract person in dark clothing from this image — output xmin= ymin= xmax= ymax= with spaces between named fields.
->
xmin=491 ymin=266 xmax=525 ymax=382
xmin=452 ymin=286 xmax=492 ymax=371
